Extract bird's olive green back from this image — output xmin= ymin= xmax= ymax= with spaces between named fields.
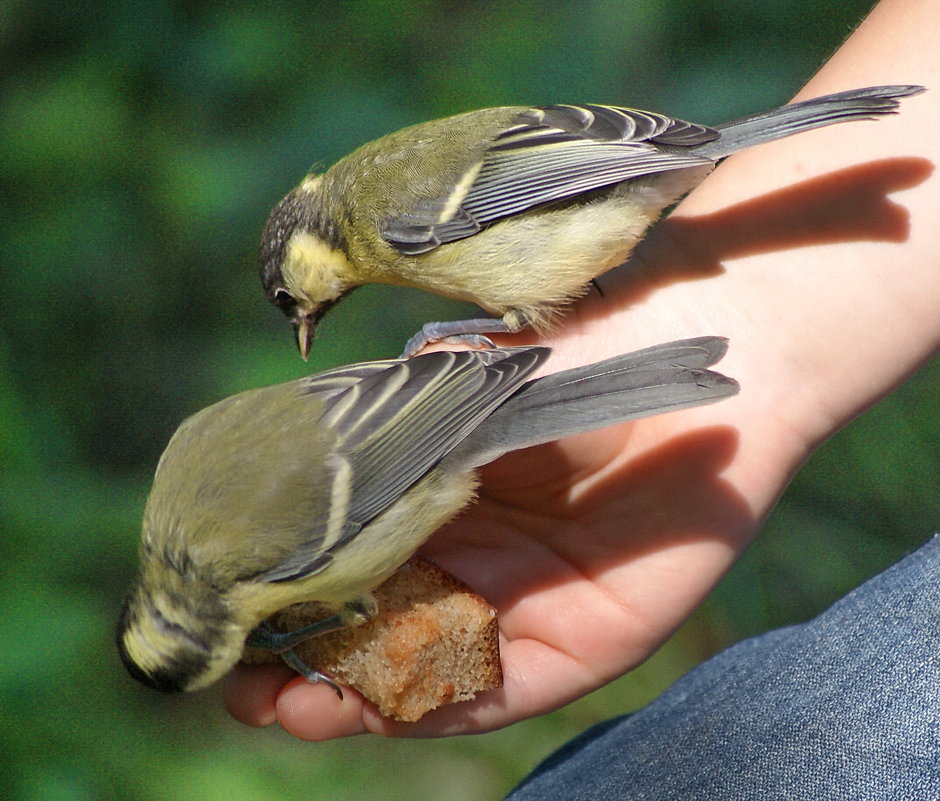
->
xmin=141 ymin=383 xmax=339 ymax=587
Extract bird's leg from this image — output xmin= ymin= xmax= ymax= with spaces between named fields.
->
xmin=400 ymin=316 xmax=512 ymax=358
xmin=246 ymin=596 xmax=379 ymax=698
xmin=278 ymin=650 xmax=345 ymax=699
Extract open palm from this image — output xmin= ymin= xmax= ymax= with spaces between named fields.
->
xmin=224 ymin=10 xmax=939 ymax=738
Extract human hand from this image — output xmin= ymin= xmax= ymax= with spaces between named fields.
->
xmin=225 ymin=0 xmax=939 ymax=740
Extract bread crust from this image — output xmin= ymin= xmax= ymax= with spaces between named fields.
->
xmin=241 ymin=556 xmax=501 ymax=721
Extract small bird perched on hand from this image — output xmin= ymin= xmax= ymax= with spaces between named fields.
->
xmin=117 ymin=336 xmax=737 ymax=694
xmin=258 ymin=85 xmax=923 ymax=358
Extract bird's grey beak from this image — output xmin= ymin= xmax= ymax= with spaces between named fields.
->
xmin=293 ymin=313 xmax=316 ymax=361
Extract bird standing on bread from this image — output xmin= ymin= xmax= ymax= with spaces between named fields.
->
xmin=258 ymin=85 xmax=924 ymax=358
xmin=117 ymin=337 xmax=738 ymax=694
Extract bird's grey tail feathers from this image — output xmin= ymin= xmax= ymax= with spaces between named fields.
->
xmin=449 ymin=336 xmax=739 ymax=469
xmin=695 ymin=85 xmax=925 ymax=160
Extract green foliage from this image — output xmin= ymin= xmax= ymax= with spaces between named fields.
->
xmin=3 ymin=1 xmax=936 ymax=799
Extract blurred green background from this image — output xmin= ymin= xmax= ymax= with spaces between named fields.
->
xmin=3 ymin=1 xmax=937 ymax=799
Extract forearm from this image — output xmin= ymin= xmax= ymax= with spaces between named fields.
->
xmin=550 ymin=0 xmax=938 ymax=520
xmin=699 ymin=0 xmax=939 ymax=432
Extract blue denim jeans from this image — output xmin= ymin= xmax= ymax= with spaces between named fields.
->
xmin=506 ymin=535 xmax=940 ymax=799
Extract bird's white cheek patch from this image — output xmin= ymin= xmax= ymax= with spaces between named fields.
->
xmin=284 ymin=231 xmax=356 ymax=303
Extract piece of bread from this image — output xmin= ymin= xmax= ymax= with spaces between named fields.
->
xmin=241 ymin=556 xmax=502 ymax=722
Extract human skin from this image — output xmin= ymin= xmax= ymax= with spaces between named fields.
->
xmin=225 ymin=0 xmax=940 ymax=740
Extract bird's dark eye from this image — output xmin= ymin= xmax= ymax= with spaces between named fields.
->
xmin=273 ymin=289 xmax=297 ymax=313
